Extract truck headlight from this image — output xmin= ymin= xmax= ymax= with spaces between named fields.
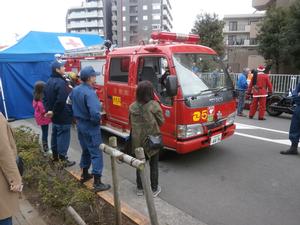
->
xmin=226 ymin=112 xmax=236 ymax=126
xmin=177 ymin=124 xmax=203 ymax=139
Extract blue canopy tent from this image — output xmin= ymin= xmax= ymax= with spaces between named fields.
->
xmin=0 ymin=31 xmax=104 ymax=119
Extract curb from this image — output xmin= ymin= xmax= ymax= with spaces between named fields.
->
xmin=68 ymin=170 xmax=150 ymax=225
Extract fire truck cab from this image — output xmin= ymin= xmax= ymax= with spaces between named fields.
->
xmin=65 ymin=32 xmax=236 ymax=154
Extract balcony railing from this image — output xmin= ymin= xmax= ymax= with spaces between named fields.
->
xmin=112 ymin=5 xmax=117 ymax=11
xmin=68 ymin=11 xmax=103 ymax=19
xmin=223 ymin=25 xmax=251 ymax=33
xmin=67 ymin=21 xmax=103 ymax=29
xmin=163 ymin=0 xmax=172 ymax=9
xmin=226 ymin=39 xmax=258 ymax=46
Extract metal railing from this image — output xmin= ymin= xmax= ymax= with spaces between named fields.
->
xmin=100 ymin=137 xmax=159 ymax=225
xmin=231 ymin=73 xmax=300 ymax=94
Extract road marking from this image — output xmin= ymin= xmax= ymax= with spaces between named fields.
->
xmin=235 ymin=132 xmax=290 ymax=146
xmin=235 ymin=122 xmax=289 ymax=134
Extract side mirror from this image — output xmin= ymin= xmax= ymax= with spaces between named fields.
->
xmin=165 ymin=75 xmax=178 ymax=97
xmin=101 ymin=63 xmax=106 ymax=76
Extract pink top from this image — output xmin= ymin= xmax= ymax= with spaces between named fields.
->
xmin=32 ymin=100 xmax=51 ymax=126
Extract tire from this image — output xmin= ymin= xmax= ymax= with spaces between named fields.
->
xmin=266 ymin=95 xmax=283 ymax=116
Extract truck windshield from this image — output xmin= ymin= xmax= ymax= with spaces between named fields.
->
xmin=173 ymin=53 xmax=233 ymax=97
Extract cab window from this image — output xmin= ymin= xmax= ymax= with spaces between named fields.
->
xmin=137 ymin=56 xmax=173 ymax=106
xmin=109 ymin=57 xmax=130 ymax=83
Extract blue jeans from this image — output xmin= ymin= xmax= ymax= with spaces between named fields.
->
xmin=0 ymin=217 xmax=12 ymax=225
xmin=41 ymin=124 xmax=49 ymax=143
xmin=51 ymin=123 xmax=71 ymax=157
xmin=237 ymin=90 xmax=246 ymax=114
xmin=77 ymin=128 xmax=103 ymax=175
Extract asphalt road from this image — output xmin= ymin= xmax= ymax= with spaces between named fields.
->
xmin=27 ymin=111 xmax=300 ymax=225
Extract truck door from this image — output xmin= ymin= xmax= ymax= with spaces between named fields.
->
xmin=137 ymin=56 xmax=176 ymax=148
xmin=105 ymin=56 xmax=133 ymax=128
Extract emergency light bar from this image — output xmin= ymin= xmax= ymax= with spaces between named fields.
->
xmin=151 ymin=32 xmax=200 ymax=44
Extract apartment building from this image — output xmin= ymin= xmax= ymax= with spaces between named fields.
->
xmin=66 ymin=0 xmax=112 ymax=40
xmin=111 ymin=0 xmax=173 ymax=46
xmin=252 ymin=0 xmax=296 ymax=10
xmin=223 ymin=13 xmax=265 ymax=72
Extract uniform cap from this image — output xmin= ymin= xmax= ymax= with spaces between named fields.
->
xmin=80 ymin=66 xmax=100 ymax=80
xmin=51 ymin=60 xmax=65 ymax=70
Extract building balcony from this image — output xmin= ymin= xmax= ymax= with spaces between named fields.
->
xmin=225 ymin=39 xmax=258 ymax=47
xmin=67 ymin=21 xmax=103 ymax=29
xmin=163 ymin=0 xmax=172 ymax=10
xmin=112 ymin=15 xmax=118 ymax=21
xmin=112 ymin=35 xmax=118 ymax=41
xmin=163 ymin=20 xmax=173 ymax=29
xmin=252 ymin=0 xmax=275 ymax=10
xmin=112 ymin=5 xmax=117 ymax=11
xmin=85 ymin=1 xmax=103 ymax=8
xmin=223 ymin=25 xmax=251 ymax=33
xmin=112 ymin=25 xmax=118 ymax=31
xmin=68 ymin=11 xmax=103 ymax=19
xmin=163 ymin=9 xmax=173 ymax=21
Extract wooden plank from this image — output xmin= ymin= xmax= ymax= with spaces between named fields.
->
xmin=68 ymin=170 xmax=150 ymax=225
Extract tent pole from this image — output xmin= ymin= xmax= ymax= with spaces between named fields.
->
xmin=0 ymin=76 xmax=9 ymax=119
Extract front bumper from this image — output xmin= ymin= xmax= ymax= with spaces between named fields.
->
xmin=174 ymin=124 xmax=236 ymax=154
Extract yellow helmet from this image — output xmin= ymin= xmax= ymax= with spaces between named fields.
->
xmin=68 ymin=72 xmax=78 ymax=80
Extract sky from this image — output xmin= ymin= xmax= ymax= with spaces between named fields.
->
xmin=0 ymin=0 xmax=256 ymax=46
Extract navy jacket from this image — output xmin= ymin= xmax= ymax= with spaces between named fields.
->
xmin=43 ymin=72 xmax=73 ymax=124
xmin=69 ymin=83 xmax=101 ymax=133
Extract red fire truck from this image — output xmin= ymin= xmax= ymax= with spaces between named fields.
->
xmin=64 ymin=32 xmax=236 ymax=154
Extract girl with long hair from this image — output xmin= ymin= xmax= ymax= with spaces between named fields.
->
xmin=129 ymin=81 xmax=165 ymax=197
xmin=32 ymin=81 xmax=51 ymax=154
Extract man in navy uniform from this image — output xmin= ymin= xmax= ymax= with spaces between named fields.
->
xmin=68 ymin=66 xmax=110 ymax=192
xmin=280 ymin=82 xmax=300 ymax=155
xmin=44 ymin=60 xmax=75 ymax=167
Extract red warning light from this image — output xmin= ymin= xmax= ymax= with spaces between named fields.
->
xmin=151 ymin=32 xmax=200 ymax=44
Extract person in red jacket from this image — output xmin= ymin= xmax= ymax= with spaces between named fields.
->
xmin=247 ymin=65 xmax=273 ymax=120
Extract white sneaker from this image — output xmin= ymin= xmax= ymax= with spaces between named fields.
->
xmin=136 ymin=188 xmax=144 ymax=196
xmin=152 ymin=186 xmax=161 ymax=198
xmin=43 ymin=150 xmax=52 ymax=157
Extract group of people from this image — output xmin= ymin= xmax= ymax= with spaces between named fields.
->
xmin=236 ymin=65 xmax=300 ymax=155
xmin=0 ymin=59 xmax=165 ymax=224
xmin=236 ymin=65 xmax=273 ymax=120
xmin=32 ymin=60 xmax=164 ymax=195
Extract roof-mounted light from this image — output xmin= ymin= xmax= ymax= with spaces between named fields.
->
xmin=151 ymin=32 xmax=200 ymax=44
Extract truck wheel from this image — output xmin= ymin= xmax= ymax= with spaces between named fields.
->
xmin=266 ymin=95 xmax=283 ymax=116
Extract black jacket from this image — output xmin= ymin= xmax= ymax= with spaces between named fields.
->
xmin=43 ymin=72 xmax=72 ymax=124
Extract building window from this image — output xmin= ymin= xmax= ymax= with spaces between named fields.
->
xmin=152 ymin=3 xmax=160 ymax=10
xmin=229 ymin=21 xmax=238 ymax=31
xmin=123 ymin=16 xmax=126 ymax=21
xmin=130 ymin=16 xmax=138 ymax=23
xmin=130 ymin=6 xmax=138 ymax=13
xmin=143 ymin=26 xmax=148 ymax=31
xmin=152 ymin=14 xmax=160 ymax=20
xmin=123 ymin=26 xmax=126 ymax=31
xmin=143 ymin=15 xmax=148 ymax=21
xmin=122 ymin=6 xmax=126 ymax=11
xmin=109 ymin=57 xmax=130 ymax=83
xmin=123 ymin=36 xmax=127 ymax=41
xmin=143 ymin=5 xmax=148 ymax=10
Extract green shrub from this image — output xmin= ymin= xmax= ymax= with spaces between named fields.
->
xmin=14 ymin=126 xmax=95 ymax=213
